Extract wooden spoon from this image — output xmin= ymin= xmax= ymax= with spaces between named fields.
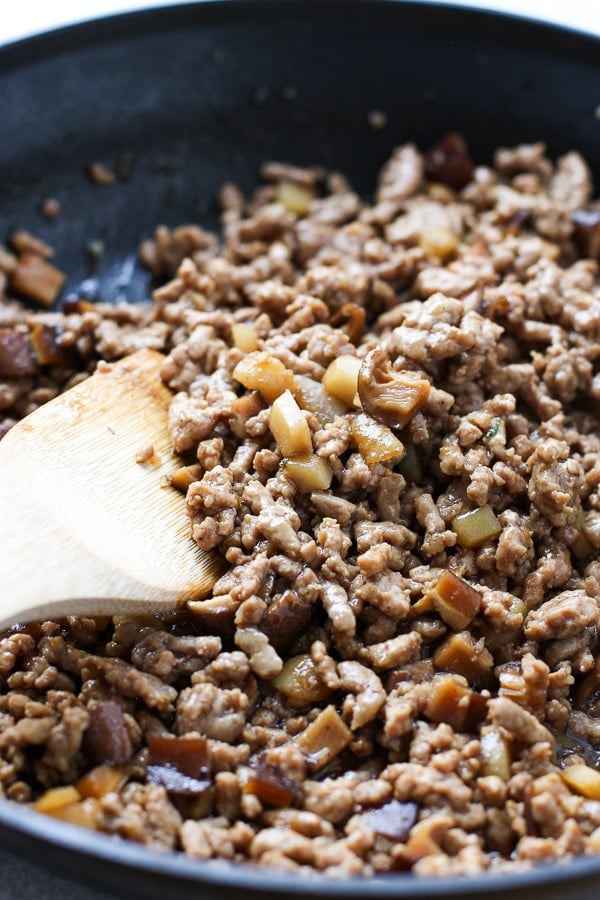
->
xmin=0 ymin=349 xmax=223 ymax=630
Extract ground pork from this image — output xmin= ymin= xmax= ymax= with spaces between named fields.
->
xmin=2 ymin=133 xmax=600 ymax=881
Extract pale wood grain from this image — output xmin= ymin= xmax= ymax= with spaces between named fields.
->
xmin=0 ymin=349 xmax=222 ymax=629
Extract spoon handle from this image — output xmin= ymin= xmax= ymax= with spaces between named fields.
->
xmin=0 ymin=351 xmax=220 ymax=630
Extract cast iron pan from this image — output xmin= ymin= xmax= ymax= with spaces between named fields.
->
xmin=0 ymin=1 xmax=599 ymax=897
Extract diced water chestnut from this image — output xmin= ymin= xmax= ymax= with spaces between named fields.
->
xmin=561 ymin=764 xmax=600 ymax=800
xmin=233 ymin=351 xmax=296 ymax=402
xmin=231 ymin=322 xmax=259 ymax=352
xmin=294 ymin=705 xmax=352 ymax=772
xmin=423 ymin=570 xmax=482 ymax=631
xmin=322 ymin=355 xmax=362 ymax=406
xmin=452 ymin=505 xmax=501 ymax=549
xmin=270 ymin=390 xmax=313 ymax=457
xmin=281 ymin=454 xmax=333 ymax=492
xmin=276 ymin=180 xmax=314 ymax=215
xmin=293 ymin=373 xmax=348 ymax=425
xmin=480 ymin=728 xmax=512 ymax=781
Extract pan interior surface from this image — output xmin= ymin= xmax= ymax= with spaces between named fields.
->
xmin=0 ymin=1 xmax=600 ymax=898
xmin=0 ymin=0 xmax=598 ymax=303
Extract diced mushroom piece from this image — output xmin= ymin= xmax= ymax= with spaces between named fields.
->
xmin=433 ymin=630 xmax=493 ymax=682
xmin=281 ymin=454 xmax=333 ymax=492
xmin=425 ymin=674 xmax=488 ymax=732
xmin=83 ymin=700 xmax=133 ymax=765
xmin=330 ymin=303 xmax=367 ymax=345
xmin=186 ymin=595 xmax=237 ymax=641
xmin=571 ymin=208 xmax=600 ymax=259
xmin=294 ymin=705 xmax=352 ymax=772
xmin=148 ymin=736 xmax=209 ymax=777
xmin=422 ymin=570 xmax=482 ymax=631
xmin=360 ymin=800 xmax=418 ymax=841
xmin=452 ymin=505 xmax=502 ymax=549
xmin=270 ymin=390 xmax=313 ymax=457
xmin=146 ymin=737 xmax=211 ymax=798
xmin=276 ymin=181 xmax=314 ymax=215
xmin=231 ymin=322 xmax=259 ymax=352
xmin=168 ymin=464 xmax=202 ymax=493
xmin=357 ymin=347 xmax=430 ymax=431
xmin=271 ymin=654 xmax=333 ymax=708
xmin=293 ymin=373 xmax=348 ymax=425
xmin=322 ymin=355 xmax=362 ymax=406
xmin=10 ymin=252 xmax=65 ymax=306
xmin=233 ymin=351 xmax=296 ymax=402
xmin=147 ymin=764 xmax=212 ymax=798
xmin=424 ymin=132 xmax=475 ymax=189
xmin=244 ymin=758 xmax=301 ymax=807
xmin=561 ymin=764 xmax=600 ymax=800
xmin=0 ymin=328 xmax=37 ymax=377
xmin=28 ymin=322 xmax=71 ymax=367
xmin=480 ymin=727 xmax=512 ymax=781
xmin=35 ymin=785 xmax=81 ymax=813
xmin=261 ymin=590 xmax=315 ymax=655
xmin=351 ymin=412 xmax=405 ymax=466
xmin=76 ymin=765 xmax=129 ymax=799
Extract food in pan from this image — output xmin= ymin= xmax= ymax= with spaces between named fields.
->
xmin=2 ymin=133 xmax=600 ymax=877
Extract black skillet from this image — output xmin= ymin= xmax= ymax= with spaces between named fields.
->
xmin=0 ymin=1 xmax=599 ymax=897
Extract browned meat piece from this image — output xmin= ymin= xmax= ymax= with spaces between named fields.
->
xmin=524 ymin=590 xmax=598 ymax=641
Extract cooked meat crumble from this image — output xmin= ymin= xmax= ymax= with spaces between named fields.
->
xmin=2 ymin=134 xmax=600 ymax=878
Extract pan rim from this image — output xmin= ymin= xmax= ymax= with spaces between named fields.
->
xmin=0 ymin=0 xmax=599 ymax=895
xmin=0 ymin=0 xmax=599 ymax=63
xmin=3 ymin=796 xmax=600 ymax=897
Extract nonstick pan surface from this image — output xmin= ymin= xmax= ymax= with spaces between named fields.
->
xmin=0 ymin=1 xmax=599 ymax=897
